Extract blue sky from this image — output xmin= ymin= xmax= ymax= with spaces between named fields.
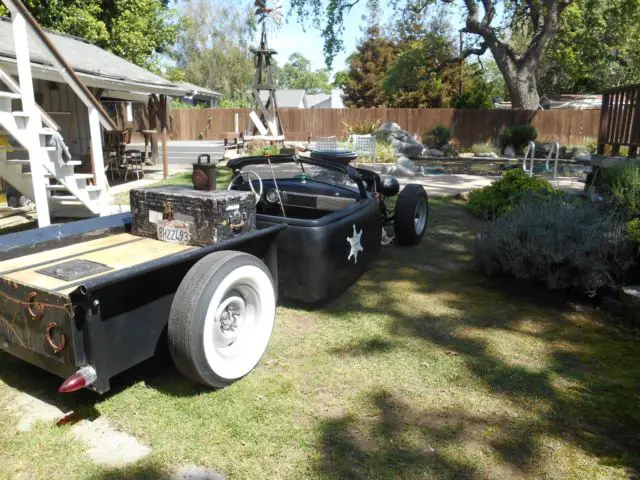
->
xmin=267 ymin=0 xmax=373 ymax=73
xmin=266 ymin=0 xmax=469 ymax=74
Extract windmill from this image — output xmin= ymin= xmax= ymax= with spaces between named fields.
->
xmin=246 ymin=0 xmax=284 ymax=143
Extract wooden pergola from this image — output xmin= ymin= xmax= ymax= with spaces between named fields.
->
xmin=131 ymin=95 xmax=171 ymax=178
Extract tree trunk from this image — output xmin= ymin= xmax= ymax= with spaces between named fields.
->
xmin=505 ymin=69 xmax=540 ymax=110
xmin=490 ymin=43 xmax=541 ymax=109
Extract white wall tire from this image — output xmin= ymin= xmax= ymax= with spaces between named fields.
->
xmin=168 ymin=251 xmax=276 ymax=387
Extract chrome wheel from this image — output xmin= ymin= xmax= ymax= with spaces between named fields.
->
xmin=414 ymin=197 xmax=428 ymax=235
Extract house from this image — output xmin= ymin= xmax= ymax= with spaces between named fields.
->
xmin=306 ymin=90 xmax=345 ymax=109
xmin=493 ymin=94 xmax=602 ymax=110
xmin=0 ymin=5 xmax=191 ymax=226
xmin=0 ymin=16 xmax=187 ymax=159
xmin=176 ymin=81 xmax=222 ymax=108
xmin=259 ymin=88 xmax=345 ymax=109
xmin=259 ymin=89 xmax=307 ymax=108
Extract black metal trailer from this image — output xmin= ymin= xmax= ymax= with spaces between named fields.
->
xmin=0 ymin=213 xmax=284 ymax=394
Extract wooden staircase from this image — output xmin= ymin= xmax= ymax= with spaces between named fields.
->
xmin=0 ymin=0 xmax=117 ymax=227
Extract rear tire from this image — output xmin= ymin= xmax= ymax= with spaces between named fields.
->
xmin=394 ymin=184 xmax=429 ymax=246
xmin=168 ymin=251 xmax=276 ymax=388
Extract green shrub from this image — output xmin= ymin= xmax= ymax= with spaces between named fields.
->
xmin=583 ymin=137 xmax=598 ymax=154
xmin=499 ymin=125 xmax=537 ymax=152
xmin=431 ymin=125 xmax=452 ymax=147
xmin=628 ymin=218 xmax=640 ymax=243
xmin=422 ymin=132 xmax=437 ymax=147
xmin=475 ymin=197 xmax=634 ymax=296
xmin=375 ymin=139 xmax=396 ymax=163
xmin=247 ymin=141 xmax=279 ymax=157
xmin=601 ymin=160 xmax=640 ymax=217
xmin=343 ymin=119 xmax=381 ymax=135
xmin=561 ymin=144 xmax=589 ymax=159
xmin=467 ymin=169 xmax=554 ymax=219
xmin=471 ymin=142 xmax=496 ymax=155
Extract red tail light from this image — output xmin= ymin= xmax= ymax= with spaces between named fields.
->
xmin=58 ymin=366 xmax=97 ymax=393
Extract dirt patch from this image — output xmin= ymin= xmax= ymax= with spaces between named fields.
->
xmin=277 ymin=309 xmax=317 ymax=335
xmin=171 ymin=465 xmax=225 ymax=480
xmin=10 ymin=391 xmax=67 ymax=432
xmin=314 ymin=389 xmax=348 ymax=419
xmin=71 ymin=417 xmax=151 ymax=467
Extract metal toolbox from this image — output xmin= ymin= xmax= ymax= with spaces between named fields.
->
xmin=130 ymin=185 xmax=256 ymax=246
xmin=192 ymin=154 xmax=217 ymax=191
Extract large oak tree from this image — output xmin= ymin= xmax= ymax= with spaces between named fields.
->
xmin=290 ymin=0 xmax=573 ymax=109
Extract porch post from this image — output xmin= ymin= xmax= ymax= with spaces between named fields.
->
xmin=160 ymin=94 xmax=169 ymax=179
xmin=88 ymin=106 xmax=107 ymax=214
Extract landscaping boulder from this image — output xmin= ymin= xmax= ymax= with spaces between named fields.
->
xmin=425 ymin=148 xmax=444 ymax=157
xmin=397 ymin=155 xmax=415 ymax=169
xmin=621 ymin=285 xmax=640 ymax=309
xmin=475 ymin=152 xmax=498 ymax=158
xmin=395 ymin=155 xmax=416 ymax=177
xmin=503 ymin=145 xmax=516 ymax=157
xmin=378 ymin=122 xmax=403 ymax=134
xmin=376 ymin=123 xmax=426 ymax=158
xmin=536 ymin=142 xmax=554 ymax=157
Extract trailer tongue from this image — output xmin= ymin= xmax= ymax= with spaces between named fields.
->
xmin=0 ymin=186 xmax=284 ymax=394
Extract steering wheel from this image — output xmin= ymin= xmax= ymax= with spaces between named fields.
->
xmin=228 ymin=170 xmax=263 ymax=205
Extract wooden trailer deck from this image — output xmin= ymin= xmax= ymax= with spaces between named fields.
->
xmin=0 ymin=233 xmax=194 ymax=295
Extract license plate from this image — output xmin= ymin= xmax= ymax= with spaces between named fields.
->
xmin=157 ymin=221 xmax=192 ymax=245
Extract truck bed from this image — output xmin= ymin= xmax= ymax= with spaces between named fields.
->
xmin=0 ymin=233 xmax=194 ymax=296
xmin=0 ymin=213 xmax=284 ymax=393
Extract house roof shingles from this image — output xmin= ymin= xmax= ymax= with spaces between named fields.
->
xmin=176 ymin=81 xmax=222 ymax=98
xmin=259 ymin=89 xmax=306 ymax=108
xmin=306 ymin=93 xmax=330 ymax=107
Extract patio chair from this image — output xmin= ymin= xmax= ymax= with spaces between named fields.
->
xmin=105 ymin=151 xmax=124 ymax=181
xmin=349 ymin=134 xmax=376 ymax=162
xmin=315 ymin=136 xmax=338 ymax=151
xmin=125 ymin=150 xmax=144 ymax=181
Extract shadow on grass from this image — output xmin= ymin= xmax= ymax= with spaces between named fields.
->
xmin=0 ymin=344 xmax=208 ymax=423
xmin=329 ymin=336 xmax=394 ymax=357
xmin=314 ymin=388 xmax=552 ymax=479
xmin=315 ymin=390 xmax=480 ymax=479
xmin=319 ymin=197 xmax=640 ymax=476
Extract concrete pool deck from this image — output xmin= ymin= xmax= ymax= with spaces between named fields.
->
xmin=396 ymin=174 xmax=585 ymax=197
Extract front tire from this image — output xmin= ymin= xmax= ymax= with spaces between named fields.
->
xmin=168 ymin=251 xmax=276 ymax=387
xmin=394 ymin=184 xmax=429 ymax=245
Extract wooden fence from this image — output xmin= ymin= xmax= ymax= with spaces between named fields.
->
xmin=170 ymin=107 xmax=601 ymax=148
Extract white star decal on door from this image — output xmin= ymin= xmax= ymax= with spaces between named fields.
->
xmin=346 ymin=224 xmax=363 ymax=264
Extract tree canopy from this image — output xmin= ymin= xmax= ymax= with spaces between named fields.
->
xmin=0 ymin=0 xmax=178 ymax=70
xmin=277 ymin=53 xmax=332 ymax=93
xmin=536 ymin=0 xmax=640 ymax=94
xmin=170 ymin=0 xmax=256 ymax=107
xmin=290 ymin=0 xmax=573 ymax=109
xmin=339 ymin=25 xmax=397 ymax=107
xmin=337 ymin=12 xmax=505 ymax=108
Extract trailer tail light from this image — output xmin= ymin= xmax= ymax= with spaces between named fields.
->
xmin=58 ymin=366 xmax=97 ymax=393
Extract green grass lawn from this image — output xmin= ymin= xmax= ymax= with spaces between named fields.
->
xmin=1 ymin=198 xmax=639 ymax=479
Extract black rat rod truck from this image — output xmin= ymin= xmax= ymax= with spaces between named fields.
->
xmin=0 ymin=209 xmax=283 ymax=394
xmin=0 ymin=152 xmax=428 ymax=395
